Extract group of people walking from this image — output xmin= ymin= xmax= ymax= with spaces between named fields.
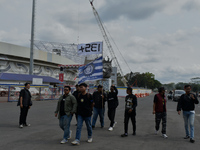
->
xmin=17 ymin=82 xmax=199 ymax=146
xmin=54 ymin=83 xmax=138 ymax=145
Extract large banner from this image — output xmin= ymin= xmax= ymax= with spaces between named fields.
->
xmin=77 ymin=41 xmax=103 ymax=55
xmin=78 ymin=56 xmax=103 ymax=84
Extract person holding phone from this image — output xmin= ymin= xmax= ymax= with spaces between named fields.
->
xmin=177 ymin=84 xmax=199 ymax=143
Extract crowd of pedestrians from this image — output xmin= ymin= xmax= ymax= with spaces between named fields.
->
xmin=17 ymin=83 xmax=199 ymax=145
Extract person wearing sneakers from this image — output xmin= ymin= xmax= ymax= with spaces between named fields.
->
xmin=121 ymin=87 xmax=137 ymax=137
xmin=17 ymin=82 xmax=32 ymax=128
xmin=153 ymin=87 xmax=168 ymax=138
xmin=107 ymin=85 xmax=119 ymax=131
xmin=72 ymin=84 xmax=81 ymax=124
xmin=71 ymin=83 xmax=94 ymax=146
xmin=177 ymin=84 xmax=199 ymax=143
xmin=55 ymin=86 xmax=77 ymax=144
xmin=92 ymin=85 xmax=107 ymax=129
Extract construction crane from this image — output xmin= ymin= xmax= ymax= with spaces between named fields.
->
xmin=89 ymin=0 xmax=128 ymax=86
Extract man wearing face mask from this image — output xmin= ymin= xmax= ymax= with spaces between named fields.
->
xmin=177 ymin=84 xmax=199 ymax=143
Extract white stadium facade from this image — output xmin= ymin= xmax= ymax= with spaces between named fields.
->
xmin=0 ymin=41 xmax=79 ymax=85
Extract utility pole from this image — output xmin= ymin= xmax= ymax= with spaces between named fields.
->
xmin=29 ymin=0 xmax=35 ymax=75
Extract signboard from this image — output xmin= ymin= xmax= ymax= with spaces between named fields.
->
xmin=77 ymin=41 xmax=103 ymax=55
xmin=32 ymin=78 xmax=43 ymax=85
xmin=59 ymin=73 xmax=64 ymax=82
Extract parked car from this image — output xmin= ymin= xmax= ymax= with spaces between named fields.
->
xmin=173 ymin=90 xmax=185 ymax=102
xmin=0 ymin=87 xmax=8 ymax=96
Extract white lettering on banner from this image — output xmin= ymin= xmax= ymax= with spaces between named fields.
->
xmin=77 ymin=42 xmax=103 ymax=55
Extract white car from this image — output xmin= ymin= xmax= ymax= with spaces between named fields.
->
xmin=173 ymin=90 xmax=185 ymax=102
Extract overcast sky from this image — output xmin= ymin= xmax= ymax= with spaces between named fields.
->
xmin=0 ymin=0 xmax=200 ymax=84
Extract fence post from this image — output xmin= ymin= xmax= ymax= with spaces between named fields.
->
xmin=7 ymin=85 xmax=10 ymax=102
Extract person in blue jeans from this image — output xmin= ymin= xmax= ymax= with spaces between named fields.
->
xmin=55 ymin=86 xmax=77 ymax=144
xmin=92 ymin=85 xmax=106 ymax=128
xmin=71 ymin=83 xmax=94 ymax=146
xmin=177 ymin=84 xmax=199 ymax=143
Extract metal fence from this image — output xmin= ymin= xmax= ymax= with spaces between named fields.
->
xmin=0 ymin=84 xmax=67 ymax=102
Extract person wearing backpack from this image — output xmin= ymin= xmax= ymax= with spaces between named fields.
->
xmin=17 ymin=82 xmax=32 ymax=128
xmin=92 ymin=85 xmax=107 ymax=129
xmin=71 ymin=83 xmax=94 ymax=146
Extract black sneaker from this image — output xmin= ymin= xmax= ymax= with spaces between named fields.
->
xmin=190 ymin=138 xmax=195 ymax=143
xmin=121 ymin=133 xmax=128 ymax=137
xmin=132 ymin=132 xmax=136 ymax=136
xmin=184 ymin=135 xmax=190 ymax=139
xmin=92 ymin=126 xmax=95 ymax=129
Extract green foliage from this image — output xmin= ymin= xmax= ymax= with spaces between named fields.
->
xmin=126 ymin=72 xmax=161 ymax=89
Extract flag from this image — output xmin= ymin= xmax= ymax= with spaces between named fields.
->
xmin=78 ymin=56 xmax=103 ymax=84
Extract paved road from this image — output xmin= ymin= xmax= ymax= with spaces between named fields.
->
xmin=0 ymin=93 xmax=200 ymax=150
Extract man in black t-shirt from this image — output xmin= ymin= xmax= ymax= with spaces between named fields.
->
xmin=121 ymin=87 xmax=137 ymax=137
xmin=177 ymin=84 xmax=199 ymax=143
xmin=17 ymin=82 xmax=32 ymax=128
xmin=71 ymin=83 xmax=94 ymax=146
xmin=92 ymin=85 xmax=106 ymax=128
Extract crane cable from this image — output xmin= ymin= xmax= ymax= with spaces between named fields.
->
xmin=104 ymin=24 xmax=132 ymax=73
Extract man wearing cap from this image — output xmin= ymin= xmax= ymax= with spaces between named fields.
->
xmin=153 ymin=87 xmax=168 ymax=138
xmin=92 ymin=85 xmax=107 ymax=128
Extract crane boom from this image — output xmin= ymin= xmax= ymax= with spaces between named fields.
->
xmin=89 ymin=0 xmax=127 ymax=86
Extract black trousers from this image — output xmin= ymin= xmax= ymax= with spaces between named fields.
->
xmin=124 ymin=111 xmax=136 ymax=134
xmin=19 ymin=106 xmax=29 ymax=125
xmin=155 ymin=112 xmax=167 ymax=134
xmin=108 ymin=108 xmax=116 ymax=127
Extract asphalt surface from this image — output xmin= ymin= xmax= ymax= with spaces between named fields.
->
xmin=0 ymin=93 xmax=200 ymax=150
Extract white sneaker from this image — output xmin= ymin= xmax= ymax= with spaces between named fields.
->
xmin=108 ymin=127 xmax=113 ymax=131
xmin=19 ymin=124 xmax=23 ymax=128
xmin=71 ymin=140 xmax=80 ymax=145
xmin=162 ymin=134 xmax=168 ymax=138
xmin=60 ymin=139 xmax=68 ymax=144
xmin=68 ymin=130 xmax=72 ymax=140
xmin=113 ymin=122 xmax=117 ymax=127
xmin=87 ymin=138 xmax=93 ymax=143
xmin=155 ymin=130 xmax=158 ymax=135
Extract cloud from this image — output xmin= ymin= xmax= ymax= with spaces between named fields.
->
xmin=182 ymin=0 xmax=200 ymax=11
xmin=100 ymin=0 xmax=166 ymax=21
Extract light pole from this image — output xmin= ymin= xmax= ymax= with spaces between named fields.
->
xmin=29 ymin=0 xmax=35 ymax=75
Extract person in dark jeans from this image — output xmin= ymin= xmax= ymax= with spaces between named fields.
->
xmin=55 ymin=86 xmax=77 ymax=144
xmin=153 ymin=87 xmax=168 ymax=138
xmin=107 ymin=85 xmax=118 ymax=131
xmin=177 ymin=84 xmax=199 ymax=143
xmin=72 ymin=84 xmax=81 ymax=123
xmin=121 ymin=87 xmax=137 ymax=137
xmin=17 ymin=82 xmax=32 ymax=128
xmin=92 ymin=85 xmax=106 ymax=128
xmin=71 ymin=83 xmax=94 ymax=146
